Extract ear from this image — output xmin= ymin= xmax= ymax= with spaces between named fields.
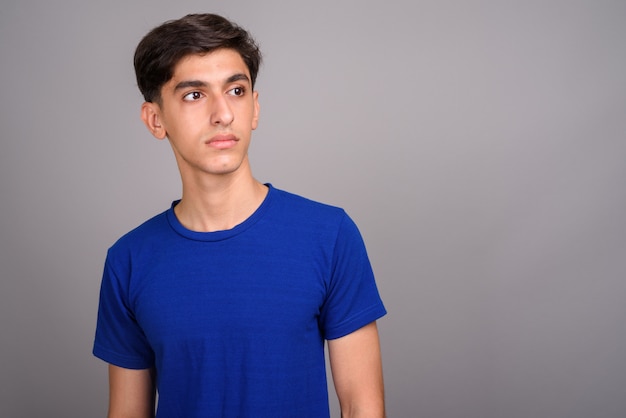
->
xmin=251 ymin=90 xmax=260 ymax=131
xmin=141 ymin=102 xmax=167 ymax=139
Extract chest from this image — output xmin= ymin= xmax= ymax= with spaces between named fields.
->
xmin=129 ymin=241 xmax=330 ymax=346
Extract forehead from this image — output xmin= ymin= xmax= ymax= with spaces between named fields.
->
xmin=170 ymin=49 xmax=250 ymax=82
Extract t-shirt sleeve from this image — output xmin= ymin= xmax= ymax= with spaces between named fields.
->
xmin=319 ymin=212 xmax=387 ymax=340
xmin=93 ymin=251 xmax=155 ymax=369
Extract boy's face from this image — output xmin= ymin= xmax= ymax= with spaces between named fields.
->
xmin=141 ymin=48 xmax=260 ymax=179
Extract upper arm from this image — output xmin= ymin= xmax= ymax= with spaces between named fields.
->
xmin=108 ymin=364 xmax=156 ymax=418
xmin=328 ymin=321 xmax=385 ymax=417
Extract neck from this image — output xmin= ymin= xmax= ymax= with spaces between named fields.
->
xmin=174 ymin=164 xmax=268 ymax=232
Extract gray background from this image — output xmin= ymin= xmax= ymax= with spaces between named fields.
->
xmin=1 ymin=0 xmax=625 ymax=417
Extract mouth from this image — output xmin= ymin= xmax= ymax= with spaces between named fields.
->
xmin=205 ymin=134 xmax=238 ymax=150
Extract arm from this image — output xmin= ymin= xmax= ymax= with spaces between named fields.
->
xmin=328 ymin=321 xmax=385 ymax=418
xmin=107 ymin=364 xmax=156 ymax=418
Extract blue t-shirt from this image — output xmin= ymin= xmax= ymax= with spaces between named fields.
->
xmin=93 ymin=185 xmax=386 ymax=417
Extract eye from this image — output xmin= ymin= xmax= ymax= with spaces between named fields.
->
xmin=183 ymin=91 xmax=203 ymax=101
xmin=228 ymin=87 xmax=245 ymax=96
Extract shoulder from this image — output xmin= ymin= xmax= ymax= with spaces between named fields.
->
xmin=270 ymin=186 xmax=347 ymax=222
xmin=263 ymin=186 xmax=367 ymax=251
xmin=106 ymin=207 xmax=171 ymax=260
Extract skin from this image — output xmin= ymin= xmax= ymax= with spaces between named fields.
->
xmin=329 ymin=322 xmax=386 ymax=418
xmin=108 ymin=366 xmax=155 ymax=418
xmin=109 ymin=48 xmax=385 ymax=417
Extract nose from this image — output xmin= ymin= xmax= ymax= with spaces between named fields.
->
xmin=210 ymin=95 xmax=234 ymax=126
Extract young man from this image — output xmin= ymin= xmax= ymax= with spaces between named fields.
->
xmin=93 ymin=13 xmax=386 ymax=418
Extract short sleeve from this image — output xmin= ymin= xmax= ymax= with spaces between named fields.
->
xmin=319 ymin=213 xmax=386 ymax=340
xmin=93 ymin=252 xmax=154 ymax=369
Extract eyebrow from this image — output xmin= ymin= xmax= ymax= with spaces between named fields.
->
xmin=173 ymin=73 xmax=251 ymax=91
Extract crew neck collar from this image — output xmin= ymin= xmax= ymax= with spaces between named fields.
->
xmin=166 ymin=183 xmax=274 ymax=242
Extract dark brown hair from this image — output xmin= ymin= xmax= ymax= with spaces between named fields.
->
xmin=134 ymin=13 xmax=262 ymax=103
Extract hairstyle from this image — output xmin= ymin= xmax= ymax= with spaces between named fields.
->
xmin=134 ymin=13 xmax=262 ymax=103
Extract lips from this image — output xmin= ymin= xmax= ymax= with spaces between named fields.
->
xmin=205 ymin=134 xmax=238 ymax=149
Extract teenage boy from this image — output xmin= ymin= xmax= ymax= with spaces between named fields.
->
xmin=94 ymin=13 xmax=386 ymax=418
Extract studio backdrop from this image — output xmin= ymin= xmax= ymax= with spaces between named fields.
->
xmin=1 ymin=1 xmax=625 ymax=417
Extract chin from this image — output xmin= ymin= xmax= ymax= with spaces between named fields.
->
xmin=207 ymin=162 xmax=245 ymax=176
